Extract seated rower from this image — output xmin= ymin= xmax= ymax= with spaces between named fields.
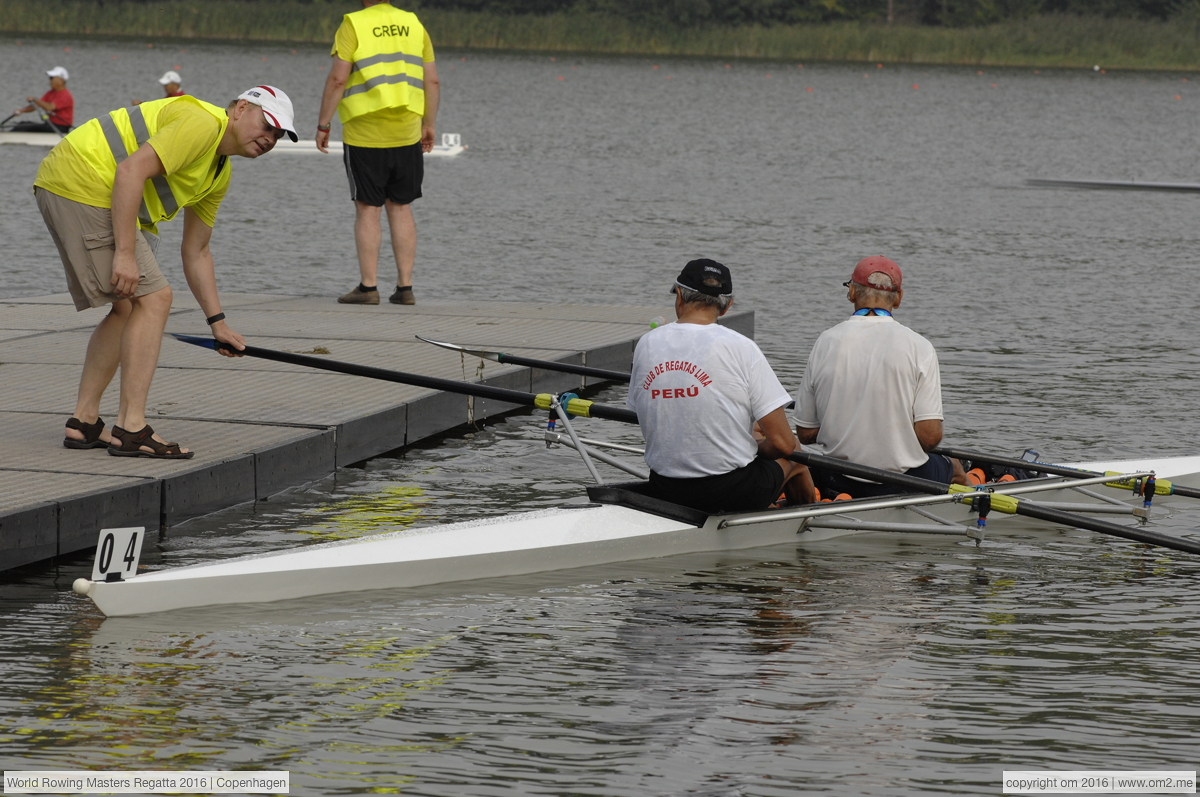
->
xmin=794 ymin=256 xmax=969 ymax=498
xmin=11 ymin=66 xmax=73 ymax=133
xmin=627 ymin=259 xmax=816 ymax=513
xmin=133 ymin=70 xmax=187 ymax=107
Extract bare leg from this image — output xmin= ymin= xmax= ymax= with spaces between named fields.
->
xmin=66 ymin=300 xmax=132 ymax=444
xmin=114 ymin=286 xmax=185 ymax=453
xmin=384 ymin=200 xmax=416 ymax=289
xmin=353 ymin=200 xmax=383 ymax=288
xmin=950 ymin=457 xmax=970 ymax=486
xmin=779 ymin=460 xmax=818 ymax=505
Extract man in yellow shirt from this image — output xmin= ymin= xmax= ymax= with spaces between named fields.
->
xmin=34 ymin=86 xmax=298 ymax=458
xmin=315 ymin=0 xmax=439 ymax=306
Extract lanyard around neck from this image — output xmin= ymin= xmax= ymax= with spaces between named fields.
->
xmin=853 ymin=308 xmax=892 ymax=317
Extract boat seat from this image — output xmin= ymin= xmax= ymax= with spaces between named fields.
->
xmin=586 ymin=481 xmax=710 ymax=527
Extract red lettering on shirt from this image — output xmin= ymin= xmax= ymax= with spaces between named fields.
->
xmin=640 ymin=360 xmax=711 ymax=391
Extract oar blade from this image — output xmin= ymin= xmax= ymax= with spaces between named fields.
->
xmin=170 ymin=333 xmax=218 ymax=350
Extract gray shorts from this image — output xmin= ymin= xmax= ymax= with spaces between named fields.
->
xmin=35 ymin=187 xmax=169 ymax=311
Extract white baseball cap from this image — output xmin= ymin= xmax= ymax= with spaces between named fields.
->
xmin=236 ymin=85 xmax=298 ymax=142
xmin=158 ymin=70 xmax=182 ymax=85
xmin=46 ymin=66 xmax=69 ymax=80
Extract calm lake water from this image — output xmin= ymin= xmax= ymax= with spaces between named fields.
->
xmin=2 ymin=33 xmax=1200 ymax=795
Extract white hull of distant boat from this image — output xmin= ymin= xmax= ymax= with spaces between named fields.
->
xmin=274 ymin=132 xmax=465 ymax=157
xmin=1 ymin=130 xmax=467 ymax=157
xmin=73 ymin=455 xmax=1200 ymax=617
xmin=0 ymin=130 xmax=64 ymax=146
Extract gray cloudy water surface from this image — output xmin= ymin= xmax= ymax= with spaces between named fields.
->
xmin=2 ymin=34 xmax=1200 ymax=795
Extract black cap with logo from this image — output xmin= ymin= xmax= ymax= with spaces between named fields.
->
xmin=672 ymin=258 xmax=733 ymax=297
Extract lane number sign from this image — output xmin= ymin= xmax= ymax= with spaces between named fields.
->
xmin=91 ymin=527 xmax=145 ymax=582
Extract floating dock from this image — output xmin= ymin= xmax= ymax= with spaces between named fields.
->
xmin=0 ymin=293 xmax=753 ymax=572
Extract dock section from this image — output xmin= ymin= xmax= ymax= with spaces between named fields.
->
xmin=0 ymin=293 xmax=754 ymax=572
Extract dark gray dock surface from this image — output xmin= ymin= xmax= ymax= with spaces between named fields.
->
xmin=0 ymin=293 xmax=753 ymax=571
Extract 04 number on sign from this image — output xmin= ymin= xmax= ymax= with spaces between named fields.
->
xmin=88 ymin=527 xmax=144 ymax=582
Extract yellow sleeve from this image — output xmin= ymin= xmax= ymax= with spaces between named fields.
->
xmin=190 ymin=161 xmax=231 ymax=228
xmin=333 ymin=17 xmax=357 ymax=61
xmin=147 ymin=101 xmax=221 ymax=177
xmin=424 ymin=30 xmax=435 ymax=62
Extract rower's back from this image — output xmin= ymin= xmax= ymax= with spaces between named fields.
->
xmin=795 ymin=313 xmax=943 ymax=473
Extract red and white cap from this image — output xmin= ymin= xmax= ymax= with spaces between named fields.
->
xmin=849 ymin=256 xmax=902 ymax=292
xmin=236 ymin=85 xmax=298 ymax=142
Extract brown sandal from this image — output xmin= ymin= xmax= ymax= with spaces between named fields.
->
xmin=64 ymin=417 xmax=107 ymax=450
xmin=107 ymin=424 xmax=194 ymax=459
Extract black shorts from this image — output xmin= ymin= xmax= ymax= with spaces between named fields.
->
xmin=811 ymin=453 xmax=954 ymax=500
xmin=648 ymin=457 xmax=786 ymax=514
xmin=343 ymin=141 xmax=423 ymax=207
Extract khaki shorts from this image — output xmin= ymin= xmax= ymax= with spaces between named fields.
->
xmin=35 ymin=187 xmax=169 ymax=311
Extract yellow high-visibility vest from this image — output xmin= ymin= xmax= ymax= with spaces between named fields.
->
xmin=338 ymin=3 xmax=426 ymax=123
xmin=63 ymin=95 xmax=229 ymax=233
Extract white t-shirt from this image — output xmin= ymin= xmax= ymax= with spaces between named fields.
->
xmin=627 ymin=322 xmax=792 ymax=479
xmin=793 ymin=315 xmax=943 ymax=473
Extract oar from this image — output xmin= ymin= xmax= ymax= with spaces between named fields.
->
xmin=932 ymin=445 xmax=1200 ymax=500
xmin=38 ymin=108 xmax=65 ymax=137
xmin=0 ymin=112 xmax=17 ymax=129
xmin=788 ymin=449 xmax=1200 ymax=556
xmin=171 ymin=334 xmax=639 ymax=424
xmin=416 ymin=335 xmax=631 ymax=382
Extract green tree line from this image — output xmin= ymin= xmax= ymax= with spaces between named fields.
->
xmin=413 ymin=0 xmax=1192 ymax=27
xmin=75 ymin=0 xmax=1200 ymax=27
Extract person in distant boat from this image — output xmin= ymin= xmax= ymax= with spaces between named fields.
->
xmin=132 ymin=70 xmax=186 ymax=106
xmin=33 ymin=85 xmax=299 ymax=458
xmin=794 ymin=256 xmax=969 ymax=498
xmin=627 ymin=259 xmax=817 ymax=513
xmin=11 ymin=66 xmax=74 ymax=133
xmin=315 ymin=0 xmax=439 ymax=307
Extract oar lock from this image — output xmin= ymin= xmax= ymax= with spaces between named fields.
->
xmin=535 ymin=392 xmax=595 ymax=418
xmin=949 ymin=483 xmax=1019 ymax=515
xmin=1104 ymin=472 xmax=1170 ymax=502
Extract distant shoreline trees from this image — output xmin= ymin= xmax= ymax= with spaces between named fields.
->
xmin=406 ymin=0 xmax=1194 ymax=27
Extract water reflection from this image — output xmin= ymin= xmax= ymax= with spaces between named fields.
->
xmin=3 ymin=35 xmax=1200 ymax=793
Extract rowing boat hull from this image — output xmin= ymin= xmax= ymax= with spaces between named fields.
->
xmin=0 ymin=131 xmax=64 ymax=146
xmin=78 ymin=505 xmax=790 ymax=617
xmin=74 ymin=455 xmax=1200 ymax=617
xmin=272 ymin=139 xmax=465 ymax=157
